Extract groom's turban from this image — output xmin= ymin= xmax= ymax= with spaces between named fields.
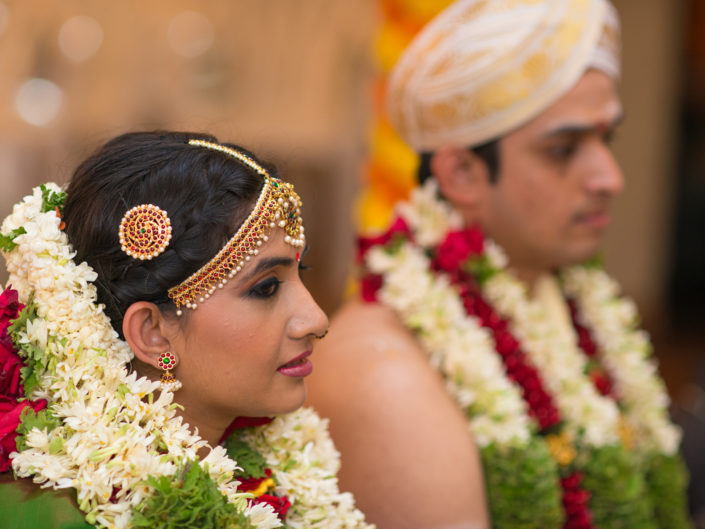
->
xmin=386 ymin=0 xmax=621 ymax=151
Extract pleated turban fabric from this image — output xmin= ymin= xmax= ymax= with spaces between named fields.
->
xmin=386 ymin=0 xmax=620 ymax=151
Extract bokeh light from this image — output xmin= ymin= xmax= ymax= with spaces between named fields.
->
xmin=58 ymin=15 xmax=103 ymax=62
xmin=15 ymin=78 xmax=64 ymax=126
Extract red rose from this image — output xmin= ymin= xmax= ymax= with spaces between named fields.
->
xmin=254 ymin=493 xmax=291 ymax=521
xmin=0 ymin=288 xmax=24 ymax=399
xmin=435 ymin=228 xmax=485 ymax=272
xmin=356 ymin=217 xmax=410 ymax=263
xmin=0 ymin=287 xmax=22 ymax=335
xmin=360 ymin=274 xmax=383 ymax=303
xmin=0 ymin=396 xmax=46 ymax=472
xmin=0 ymin=344 xmax=22 ymax=399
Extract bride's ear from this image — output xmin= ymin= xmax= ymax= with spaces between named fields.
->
xmin=122 ymin=302 xmax=173 ymax=369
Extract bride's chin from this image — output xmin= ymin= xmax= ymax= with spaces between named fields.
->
xmin=275 ymin=385 xmax=308 ymax=416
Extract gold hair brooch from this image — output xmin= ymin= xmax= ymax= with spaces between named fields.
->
xmin=167 ymin=139 xmax=305 ymax=315
xmin=119 ymin=204 xmax=172 ymax=260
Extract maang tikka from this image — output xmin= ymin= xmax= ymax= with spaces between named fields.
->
xmin=166 ymin=139 xmax=306 ymax=315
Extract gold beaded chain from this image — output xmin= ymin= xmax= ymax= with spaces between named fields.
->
xmin=166 ymin=140 xmax=305 ymax=314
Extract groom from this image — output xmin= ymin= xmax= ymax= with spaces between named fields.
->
xmin=308 ymin=1 xmax=692 ymax=529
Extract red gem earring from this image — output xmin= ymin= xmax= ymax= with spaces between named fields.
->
xmin=157 ymin=352 xmax=182 ymax=392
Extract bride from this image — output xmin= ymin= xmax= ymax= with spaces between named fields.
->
xmin=0 ymin=131 xmax=372 ymax=529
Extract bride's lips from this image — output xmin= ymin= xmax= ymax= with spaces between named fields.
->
xmin=277 ymin=350 xmax=313 ymax=377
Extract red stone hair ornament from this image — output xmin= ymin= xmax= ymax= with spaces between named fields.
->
xmin=119 ymin=204 xmax=172 ymax=260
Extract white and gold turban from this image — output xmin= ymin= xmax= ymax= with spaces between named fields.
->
xmin=386 ymin=0 xmax=620 ymax=151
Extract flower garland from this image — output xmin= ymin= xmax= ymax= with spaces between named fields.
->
xmin=0 ymin=183 xmax=373 ymax=529
xmin=359 ymin=179 xmax=692 ymax=529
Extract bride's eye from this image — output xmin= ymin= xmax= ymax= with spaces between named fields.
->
xmin=248 ymin=277 xmax=281 ymax=299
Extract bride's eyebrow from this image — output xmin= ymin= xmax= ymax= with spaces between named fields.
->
xmin=240 ymin=256 xmax=295 ymax=282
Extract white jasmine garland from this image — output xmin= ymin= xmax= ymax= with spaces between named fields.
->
xmin=369 ymin=178 xmax=679 ymax=455
xmin=482 ymin=250 xmax=621 ymax=447
xmin=561 ymin=266 xmax=681 ymax=455
xmin=367 ymin=185 xmax=533 ymax=448
xmin=243 ymin=409 xmax=372 ymax=529
xmin=2 ymin=184 xmax=372 ymax=529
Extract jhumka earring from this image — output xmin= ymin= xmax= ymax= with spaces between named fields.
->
xmin=157 ymin=351 xmax=182 ymax=392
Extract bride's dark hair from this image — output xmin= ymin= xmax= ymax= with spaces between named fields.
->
xmin=63 ymin=131 xmax=280 ymax=336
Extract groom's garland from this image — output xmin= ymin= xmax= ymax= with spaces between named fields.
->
xmin=0 ymin=184 xmax=372 ymax=529
xmin=358 ymin=180 xmax=691 ymax=529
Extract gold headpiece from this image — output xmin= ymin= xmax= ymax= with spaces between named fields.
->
xmin=167 ymin=139 xmax=305 ymax=315
xmin=119 ymin=204 xmax=172 ymax=260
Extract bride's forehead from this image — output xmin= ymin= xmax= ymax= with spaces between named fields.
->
xmin=250 ymin=228 xmax=301 ymax=259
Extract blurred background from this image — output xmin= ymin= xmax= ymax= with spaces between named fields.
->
xmin=0 ymin=0 xmax=703 ymax=474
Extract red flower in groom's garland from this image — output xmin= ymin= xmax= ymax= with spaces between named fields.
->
xmin=356 ymin=216 xmax=410 ymax=263
xmin=360 ymin=274 xmax=383 ymax=303
xmin=434 ymin=228 xmax=484 ymax=273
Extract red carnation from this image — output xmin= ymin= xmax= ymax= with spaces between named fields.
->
xmin=0 ymin=396 xmax=46 ymax=472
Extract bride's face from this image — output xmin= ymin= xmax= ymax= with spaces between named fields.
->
xmin=167 ymin=230 xmax=328 ymax=426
